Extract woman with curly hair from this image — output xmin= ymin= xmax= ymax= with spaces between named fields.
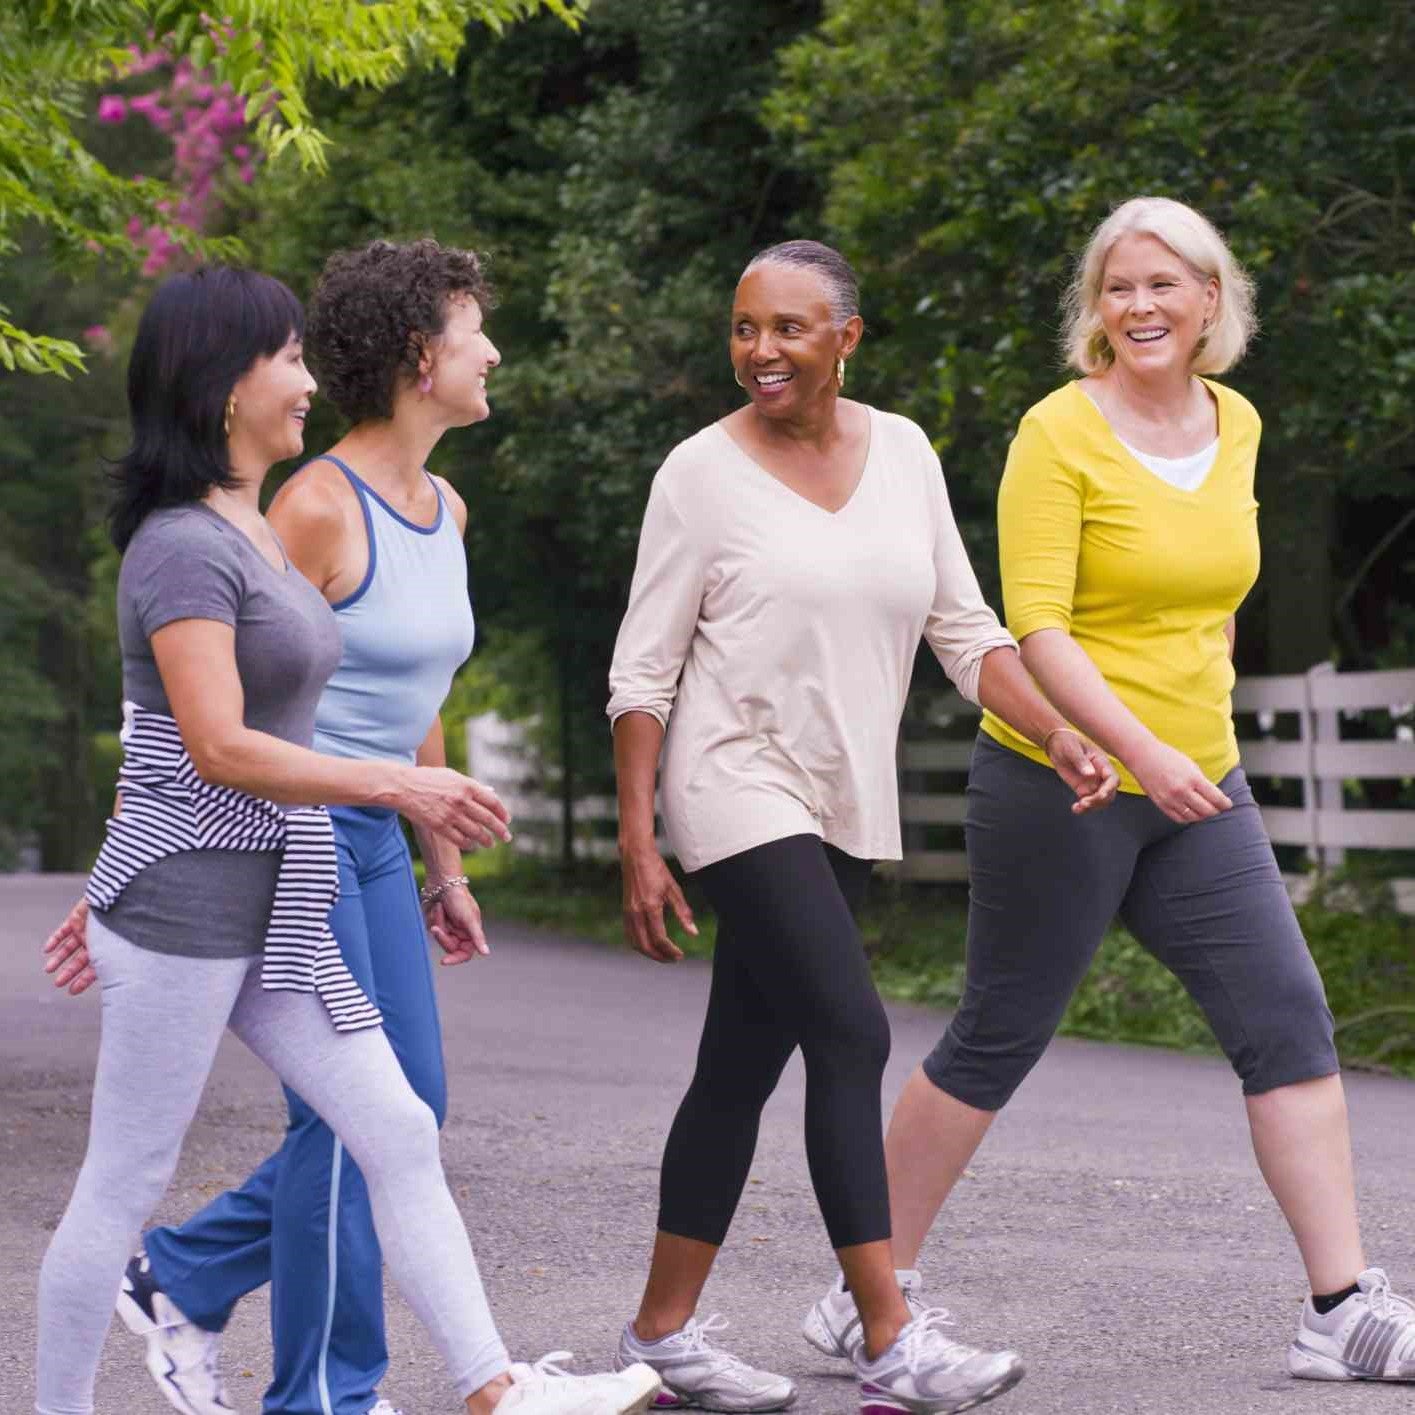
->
xmin=43 ymin=242 xmax=658 ymax=1415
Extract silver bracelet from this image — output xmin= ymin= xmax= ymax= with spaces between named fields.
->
xmin=419 ymin=874 xmax=469 ymax=909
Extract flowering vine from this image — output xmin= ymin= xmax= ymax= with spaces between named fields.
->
xmin=97 ymin=44 xmax=261 ymax=278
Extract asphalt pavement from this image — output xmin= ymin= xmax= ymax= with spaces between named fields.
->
xmin=2 ymin=872 xmax=1412 ymax=1414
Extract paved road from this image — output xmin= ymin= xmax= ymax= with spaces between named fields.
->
xmin=3 ymin=873 xmax=1412 ymax=1414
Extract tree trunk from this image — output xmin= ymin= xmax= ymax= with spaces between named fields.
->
xmin=37 ymin=610 xmax=94 ymax=871
xmin=1260 ymin=458 xmax=1335 ymax=674
xmin=558 ymin=616 xmax=575 ymax=872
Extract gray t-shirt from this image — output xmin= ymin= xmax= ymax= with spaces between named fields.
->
xmin=97 ymin=503 xmax=342 ymax=957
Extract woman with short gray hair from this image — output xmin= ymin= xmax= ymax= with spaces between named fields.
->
xmin=807 ymin=197 xmax=1415 ymax=1386
xmin=607 ymin=239 xmax=1119 ymax=1414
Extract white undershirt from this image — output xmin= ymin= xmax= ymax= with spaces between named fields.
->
xmin=1118 ymin=437 xmax=1219 ymax=491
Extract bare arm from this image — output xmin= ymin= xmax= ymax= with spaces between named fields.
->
xmin=152 ymin=618 xmax=511 ymax=847
xmin=975 ymin=645 xmax=1118 ymax=812
xmin=614 ymin=710 xmax=696 ymax=963
xmin=414 ymin=715 xmax=490 ymax=963
xmin=1019 ymin=628 xmax=1232 ymax=821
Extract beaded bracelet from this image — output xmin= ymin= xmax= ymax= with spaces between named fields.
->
xmin=419 ymin=873 xmax=470 ymax=909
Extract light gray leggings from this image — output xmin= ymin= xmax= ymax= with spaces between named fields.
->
xmin=35 ymin=915 xmax=509 ymax=1415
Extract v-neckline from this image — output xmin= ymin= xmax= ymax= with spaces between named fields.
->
xmin=716 ymin=406 xmax=875 ymax=517
xmin=1074 ymin=379 xmax=1226 ymax=498
xmin=196 ymin=501 xmax=290 ymax=575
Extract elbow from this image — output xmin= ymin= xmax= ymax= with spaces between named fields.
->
xmin=186 ymin=733 xmax=248 ymax=790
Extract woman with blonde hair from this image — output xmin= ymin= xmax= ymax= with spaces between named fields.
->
xmin=805 ymin=197 xmax=1415 ymax=1382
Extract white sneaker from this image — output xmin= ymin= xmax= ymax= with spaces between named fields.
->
xmin=615 ymin=1314 xmax=796 ymax=1411
xmin=115 ymin=1250 xmax=235 ymax=1415
xmin=856 ymin=1310 xmax=1023 ymax=1414
xmin=1288 ymin=1267 xmax=1415 ymax=1381
xmin=803 ymin=1269 xmax=926 ymax=1363
xmin=498 ymin=1352 xmax=663 ymax=1414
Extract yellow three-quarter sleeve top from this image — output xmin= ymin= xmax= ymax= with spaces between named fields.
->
xmin=981 ymin=379 xmax=1262 ymax=793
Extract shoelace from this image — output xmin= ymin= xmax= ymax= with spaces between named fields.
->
xmin=1362 ymin=1271 xmax=1415 ymax=1363
xmin=529 ymin=1351 xmax=579 ymax=1379
xmin=667 ymin=1314 xmax=752 ymax=1371
xmin=896 ymin=1307 xmax=975 ymax=1371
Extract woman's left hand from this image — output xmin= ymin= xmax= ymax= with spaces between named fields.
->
xmin=43 ymin=897 xmax=96 ymax=995
xmin=425 ymin=883 xmax=489 ymax=965
xmin=1045 ymin=729 xmax=1120 ymax=814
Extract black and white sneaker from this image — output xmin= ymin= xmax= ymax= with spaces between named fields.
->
xmin=115 ymin=1250 xmax=235 ymax=1415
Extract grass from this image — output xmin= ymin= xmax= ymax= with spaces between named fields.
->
xmin=454 ymin=852 xmax=1415 ymax=1081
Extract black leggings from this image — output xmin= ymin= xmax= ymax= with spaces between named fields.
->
xmin=657 ymin=834 xmax=892 ymax=1250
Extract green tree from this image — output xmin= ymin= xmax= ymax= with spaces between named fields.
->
xmin=0 ymin=0 xmax=584 ymax=374
xmin=0 ymin=0 xmax=585 ymax=869
xmin=243 ymin=0 xmax=824 ymax=860
xmin=768 ymin=0 xmax=1415 ymax=672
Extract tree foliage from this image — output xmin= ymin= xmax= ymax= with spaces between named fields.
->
xmin=768 ymin=0 xmax=1415 ymax=669
xmin=0 ymin=0 xmax=585 ymax=373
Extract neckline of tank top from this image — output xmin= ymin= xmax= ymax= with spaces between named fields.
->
xmin=313 ymin=453 xmax=445 ymax=535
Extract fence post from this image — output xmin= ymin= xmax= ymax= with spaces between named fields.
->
xmin=1306 ymin=661 xmax=1345 ymax=872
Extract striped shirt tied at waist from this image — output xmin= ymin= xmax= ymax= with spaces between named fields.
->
xmin=87 ymin=702 xmax=382 ymax=1033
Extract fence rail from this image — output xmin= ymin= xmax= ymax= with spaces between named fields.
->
xmin=467 ymin=663 xmax=1415 ymax=910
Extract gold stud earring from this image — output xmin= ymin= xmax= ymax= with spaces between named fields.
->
xmin=223 ymin=394 xmax=237 ymax=437
xmin=836 ymin=356 xmax=846 ymax=388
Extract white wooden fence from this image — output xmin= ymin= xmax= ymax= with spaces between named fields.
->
xmin=467 ymin=664 xmax=1415 ymax=909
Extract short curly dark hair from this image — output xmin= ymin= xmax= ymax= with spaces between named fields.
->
xmin=306 ymin=238 xmax=496 ymax=423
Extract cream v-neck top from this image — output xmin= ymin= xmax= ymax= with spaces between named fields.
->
xmin=608 ymin=406 xmax=1017 ymax=871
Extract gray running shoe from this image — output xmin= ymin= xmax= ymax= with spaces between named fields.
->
xmin=803 ymin=1269 xmax=926 ymax=1363
xmin=856 ymin=1309 xmax=1023 ymax=1415
xmin=615 ymin=1314 xmax=797 ymax=1411
xmin=115 ymin=1250 xmax=234 ymax=1415
xmin=1288 ymin=1267 xmax=1415 ymax=1381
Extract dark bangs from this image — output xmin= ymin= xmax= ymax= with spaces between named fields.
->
xmin=108 ymin=267 xmax=305 ymax=550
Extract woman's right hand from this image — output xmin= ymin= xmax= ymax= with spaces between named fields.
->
xmin=394 ymin=767 xmax=513 ymax=850
xmin=621 ymin=842 xmax=697 ymax=964
xmin=1128 ymin=740 xmax=1233 ymax=823
xmin=43 ymin=897 xmax=96 ymax=996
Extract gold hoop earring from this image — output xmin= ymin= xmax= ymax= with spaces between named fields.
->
xmin=836 ymin=356 xmax=846 ymax=389
xmin=223 ymin=395 xmax=237 ymax=438
xmin=733 ymin=367 xmax=745 ymax=389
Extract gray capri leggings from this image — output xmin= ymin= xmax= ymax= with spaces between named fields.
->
xmin=924 ymin=734 xmax=1339 ymax=1110
xmin=35 ymin=914 xmax=508 ymax=1415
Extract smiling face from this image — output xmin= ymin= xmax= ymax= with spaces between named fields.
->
xmin=420 ymin=295 xmax=500 ymax=425
xmin=227 ymin=332 xmax=316 ymax=470
xmin=1097 ymin=232 xmax=1218 ymax=381
xmin=729 ymin=264 xmax=861 ymax=421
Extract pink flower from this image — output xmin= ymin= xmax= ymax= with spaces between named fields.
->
xmin=82 ymin=325 xmax=112 ymax=348
xmin=97 ymin=95 xmax=127 ymax=124
xmin=129 ymin=93 xmax=173 ymax=130
xmin=238 ymin=163 xmax=255 ymax=185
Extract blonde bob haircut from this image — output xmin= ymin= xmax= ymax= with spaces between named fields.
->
xmin=1061 ymin=197 xmax=1257 ymax=376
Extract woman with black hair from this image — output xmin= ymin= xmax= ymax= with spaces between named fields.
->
xmin=34 ymin=266 xmax=661 ymax=1415
xmin=101 ymin=237 xmax=529 ymax=1415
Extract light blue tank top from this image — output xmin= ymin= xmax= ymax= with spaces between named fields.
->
xmin=309 ymin=456 xmax=476 ymax=764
